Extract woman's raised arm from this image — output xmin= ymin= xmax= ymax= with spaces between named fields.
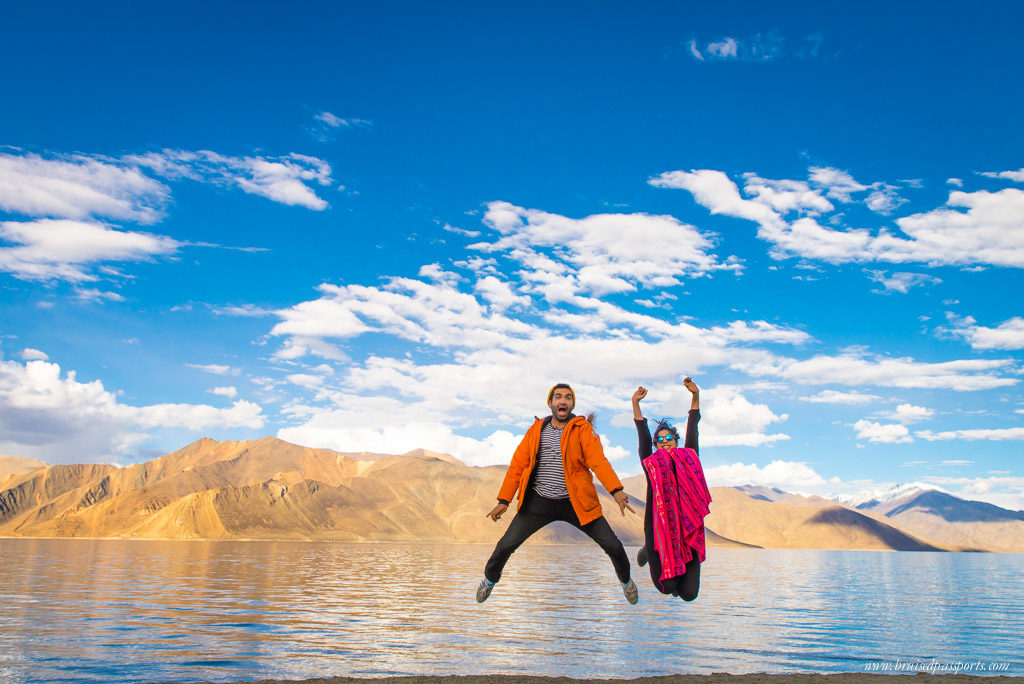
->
xmin=632 ymin=386 xmax=652 ymax=461
xmin=682 ymin=377 xmax=700 ymax=454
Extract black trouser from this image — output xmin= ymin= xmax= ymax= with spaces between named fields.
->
xmin=484 ymin=494 xmax=631 ymax=584
xmin=641 ymin=543 xmax=701 ymax=601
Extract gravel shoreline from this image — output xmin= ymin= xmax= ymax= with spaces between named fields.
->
xmin=191 ymin=674 xmax=1021 ymax=684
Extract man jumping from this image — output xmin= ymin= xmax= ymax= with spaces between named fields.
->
xmin=476 ymin=383 xmax=638 ymax=604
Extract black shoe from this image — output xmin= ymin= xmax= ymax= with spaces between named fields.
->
xmin=637 ymin=546 xmax=648 ymax=567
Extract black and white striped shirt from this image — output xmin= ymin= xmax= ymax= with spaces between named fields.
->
xmin=532 ymin=422 xmax=569 ymax=499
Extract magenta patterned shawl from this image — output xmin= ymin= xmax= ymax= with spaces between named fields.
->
xmin=642 ymin=446 xmax=712 ymax=580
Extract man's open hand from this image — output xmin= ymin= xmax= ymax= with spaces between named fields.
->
xmin=486 ymin=503 xmax=508 ymax=521
xmin=613 ymin=490 xmax=635 ymax=516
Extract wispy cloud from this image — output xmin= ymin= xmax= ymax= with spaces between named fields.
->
xmin=187 ymin=363 xmax=240 ymax=376
xmin=980 ymin=168 xmax=1024 ymax=183
xmin=685 ymin=31 xmax=811 ymax=63
xmin=800 ymin=389 xmax=880 ymax=404
xmin=0 ymin=148 xmax=334 ymax=288
xmin=0 ymin=151 xmax=169 ymax=224
xmin=211 ymin=303 xmax=276 ymax=318
xmin=735 ymin=351 xmax=1015 ymax=391
xmin=706 ymin=37 xmax=738 ymax=59
xmin=866 ymin=270 xmax=942 ymax=294
xmin=687 ymin=39 xmax=703 ymax=61
xmin=0 ymin=219 xmax=180 ymax=282
xmin=314 ymin=111 xmax=371 ymax=129
xmin=917 ymin=427 xmax=1024 ymax=441
xmin=651 ymin=167 xmax=1024 ymax=268
xmin=309 ymin=111 xmax=373 ymax=141
xmin=73 ymin=287 xmax=127 ymax=303
xmin=442 ymin=223 xmax=482 ymax=238
xmin=0 ymin=147 xmax=326 ymax=224
xmin=128 ymin=149 xmax=333 ymax=210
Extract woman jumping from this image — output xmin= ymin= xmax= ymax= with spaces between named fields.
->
xmin=631 ymin=377 xmax=710 ymax=601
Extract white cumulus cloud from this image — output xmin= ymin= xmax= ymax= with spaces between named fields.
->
xmin=705 ymin=459 xmax=830 ymax=491
xmin=690 ymin=386 xmax=789 ymax=447
xmin=854 ymin=419 xmax=913 ymax=444
xmin=891 ymin=403 xmax=935 ymax=424
xmin=947 ymin=316 xmax=1024 ymax=350
xmin=0 ymin=358 xmax=264 ymax=463
xmin=470 ymin=201 xmax=737 ymax=300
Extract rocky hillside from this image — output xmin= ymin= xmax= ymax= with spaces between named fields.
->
xmin=3 ymin=437 xmax=1015 ymax=551
xmin=0 ymin=455 xmax=47 ymax=484
xmin=0 ymin=437 xmax=647 ymax=544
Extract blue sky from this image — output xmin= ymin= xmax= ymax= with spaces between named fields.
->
xmin=2 ymin=1 xmax=1022 ymax=509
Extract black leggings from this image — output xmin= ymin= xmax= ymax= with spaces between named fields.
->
xmin=641 ymin=544 xmax=701 ymax=601
xmin=484 ymin=494 xmax=631 ymax=584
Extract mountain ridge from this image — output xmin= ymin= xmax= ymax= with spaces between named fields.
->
xmin=2 ymin=438 xmax=1019 ymax=551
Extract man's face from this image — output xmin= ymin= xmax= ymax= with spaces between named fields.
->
xmin=548 ymin=388 xmax=574 ymax=421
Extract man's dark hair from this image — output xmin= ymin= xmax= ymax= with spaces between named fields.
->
xmin=547 ymin=383 xmax=575 ymax=405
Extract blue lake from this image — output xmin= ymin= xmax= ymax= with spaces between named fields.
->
xmin=1 ymin=538 xmax=1021 ymax=682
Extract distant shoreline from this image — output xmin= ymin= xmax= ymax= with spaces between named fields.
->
xmin=0 ymin=536 xmax=992 ymax=552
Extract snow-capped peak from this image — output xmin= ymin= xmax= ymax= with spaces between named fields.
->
xmin=832 ymin=482 xmax=945 ymax=509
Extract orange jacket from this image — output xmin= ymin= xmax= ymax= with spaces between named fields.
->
xmin=497 ymin=414 xmax=623 ymax=526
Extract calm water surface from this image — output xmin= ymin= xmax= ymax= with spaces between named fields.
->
xmin=1 ymin=539 xmax=1021 ymax=682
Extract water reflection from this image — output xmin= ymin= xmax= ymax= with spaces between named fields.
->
xmin=0 ymin=539 xmax=1021 ymax=682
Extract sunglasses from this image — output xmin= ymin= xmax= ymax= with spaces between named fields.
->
xmin=655 ymin=434 xmax=677 ymax=443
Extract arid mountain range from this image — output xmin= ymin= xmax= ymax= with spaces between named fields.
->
xmin=0 ymin=454 xmax=47 ymax=485
xmin=1 ymin=438 xmax=1021 ymax=552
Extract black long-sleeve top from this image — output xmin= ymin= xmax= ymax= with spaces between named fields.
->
xmin=636 ymin=409 xmax=700 ymax=549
